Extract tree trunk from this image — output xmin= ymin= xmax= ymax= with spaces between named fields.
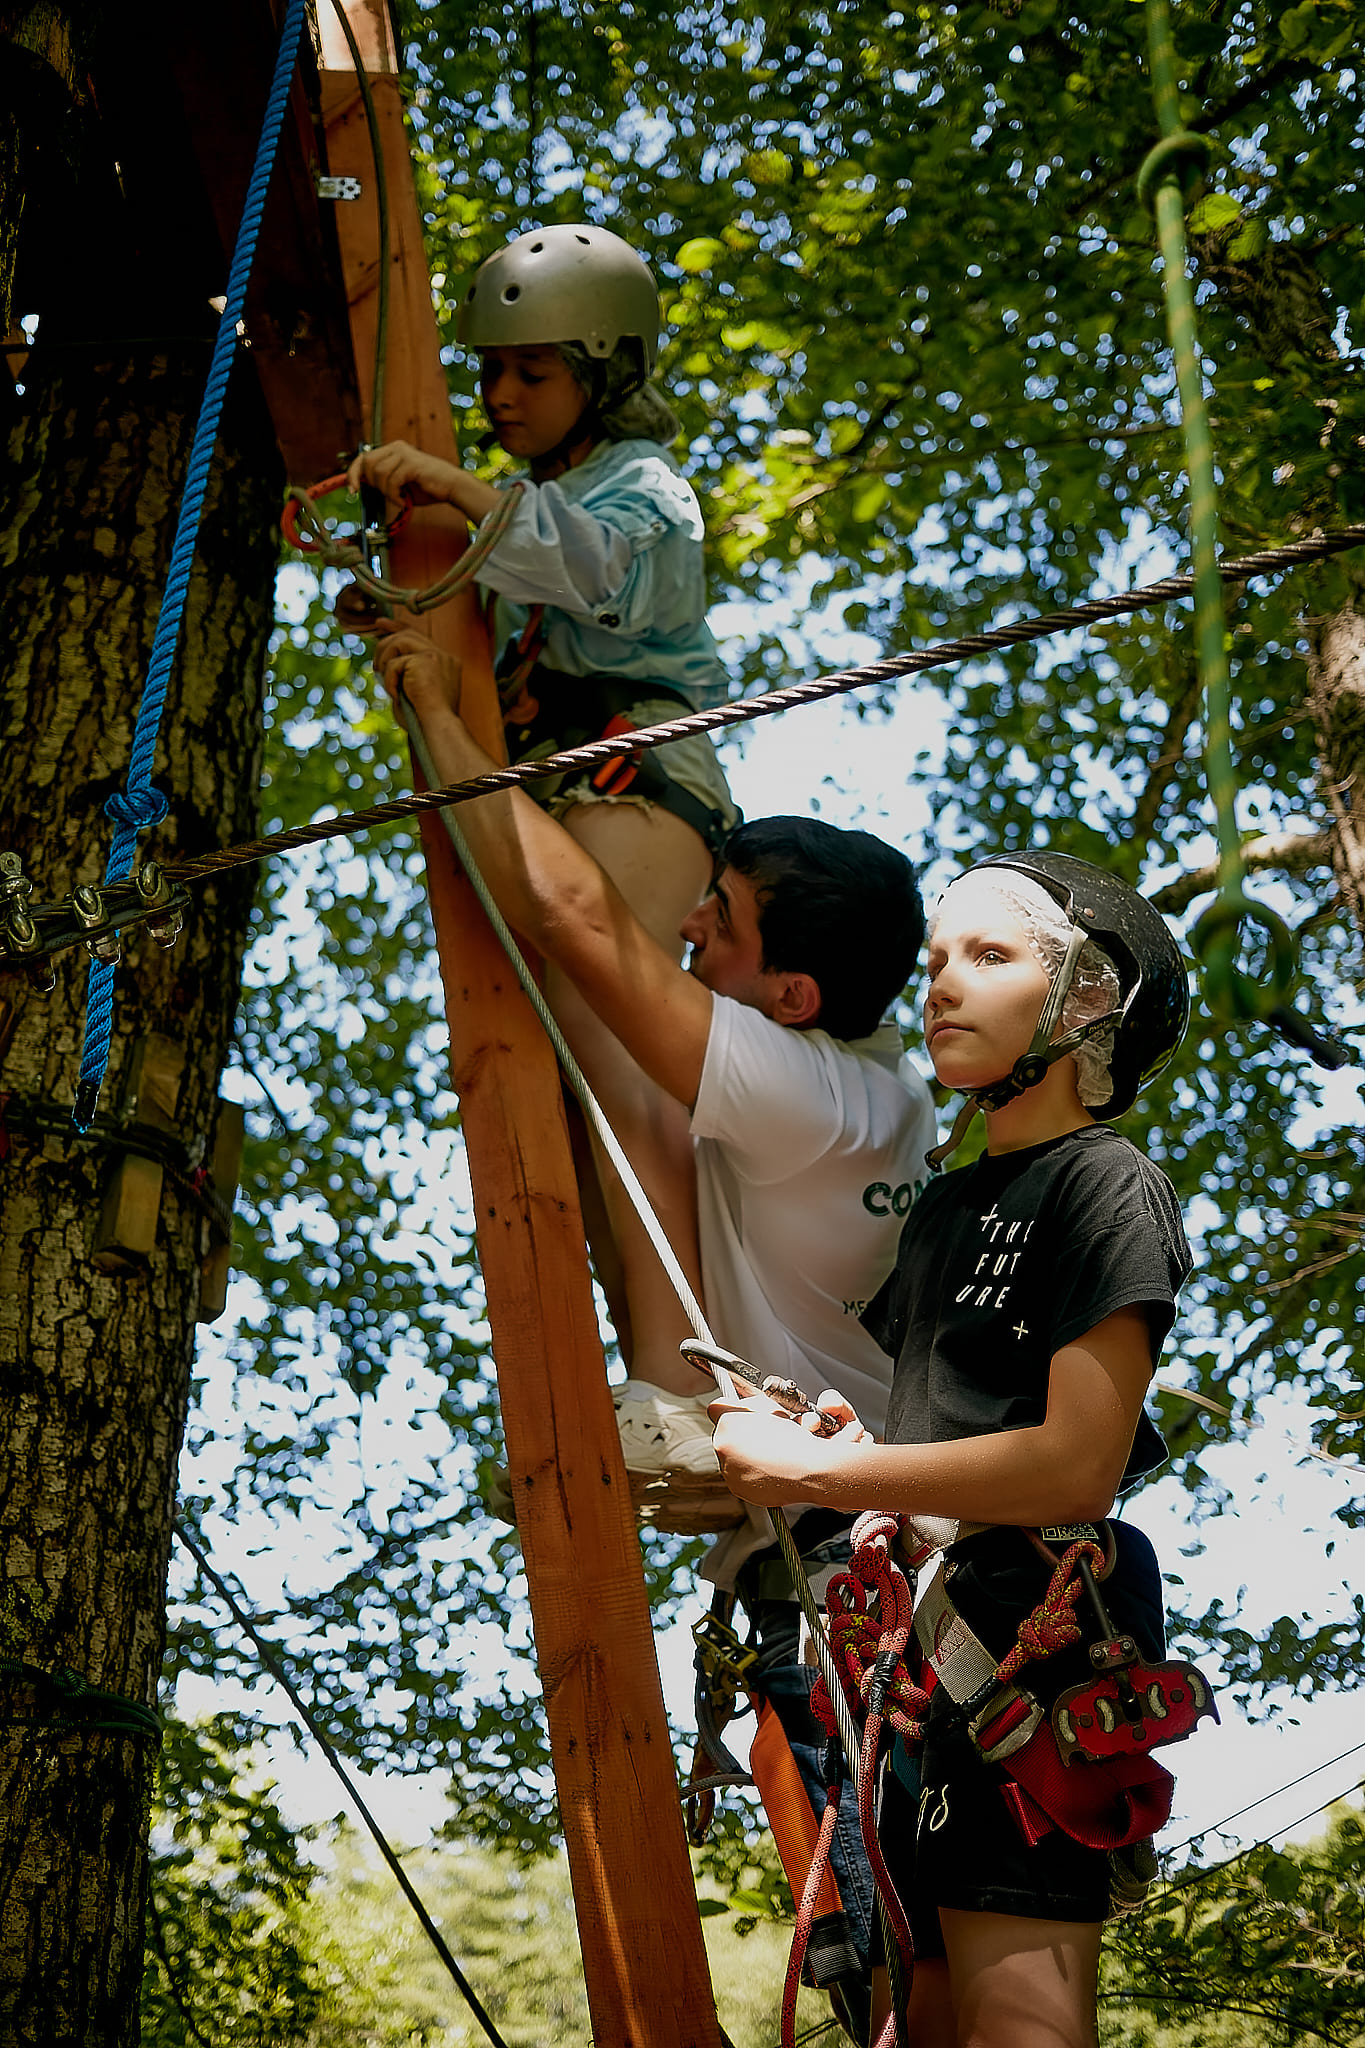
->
xmin=1306 ymin=587 xmax=1365 ymax=956
xmin=0 ymin=342 xmax=278 ymax=2044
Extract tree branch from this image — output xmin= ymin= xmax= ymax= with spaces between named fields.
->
xmin=1150 ymin=832 xmax=1334 ymax=914
xmin=1129 ymin=650 xmax=1204 ymax=856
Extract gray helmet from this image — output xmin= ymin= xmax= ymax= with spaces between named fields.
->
xmin=456 ymin=225 xmax=660 ymax=370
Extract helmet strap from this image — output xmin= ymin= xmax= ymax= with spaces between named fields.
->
xmin=927 ymin=920 xmax=1114 ymax=1169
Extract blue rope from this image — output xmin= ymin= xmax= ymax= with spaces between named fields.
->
xmin=72 ymin=0 xmax=309 ymax=1132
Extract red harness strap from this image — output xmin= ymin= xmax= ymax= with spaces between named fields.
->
xmin=970 ymin=1684 xmax=1176 ymax=1850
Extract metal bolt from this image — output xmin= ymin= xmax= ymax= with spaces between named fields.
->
xmin=135 ymin=862 xmax=167 ymax=906
xmin=5 ymin=905 xmax=39 ymax=951
xmin=25 ymin=959 xmax=56 ymax=995
xmin=72 ymin=885 xmax=104 ymax=928
xmin=145 ymin=909 xmax=185 ymax=951
xmin=0 ymin=852 xmax=31 ymax=901
xmin=85 ymin=933 xmax=123 ymax=966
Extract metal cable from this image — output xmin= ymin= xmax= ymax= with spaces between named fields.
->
xmin=173 ymin=1521 xmax=511 ymax=2048
xmin=163 ymin=524 xmax=1365 ymax=888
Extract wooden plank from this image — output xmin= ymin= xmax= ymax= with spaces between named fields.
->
xmin=320 ymin=12 xmax=722 ymax=2043
xmin=168 ymin=2 xmax=364 ymax=478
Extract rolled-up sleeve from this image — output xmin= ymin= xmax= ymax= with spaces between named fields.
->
xmin=473 ymin=448 xmax=706 ymax=637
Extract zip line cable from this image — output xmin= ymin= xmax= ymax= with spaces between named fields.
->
xmin=1152 ymin=1771 xmax=1365 ymax=1903
xmin=1158 ymin=1733 xmax=1365 ymax=1865
xmin=173 ymin=1520 xmax=512 ymax=2048
xmin=69 ymin=0 xmax=310 ymax=1132
xmin=168 ymin=523 xmax=1365 ymax=888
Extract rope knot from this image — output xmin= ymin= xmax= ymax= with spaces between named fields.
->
xmin=995 ymin=1537 xmax=1107 ymax=1685
xmin=105 ymin=786 xmax=170 ymax=832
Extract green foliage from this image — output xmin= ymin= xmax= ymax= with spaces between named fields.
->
xmin=142 ymin=1718 xmax=342 ymax=2046
xmin=691 ymin=1802 xmax=796 ymax=1935
xmin=1104 ymin=1807 xmax=1365 ymax=2045
xmin=143 ymin=1722 xmax=830 ymax=2045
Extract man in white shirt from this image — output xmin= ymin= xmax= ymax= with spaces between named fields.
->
xmin=372 ymin=624 xmax=937 ymax=1476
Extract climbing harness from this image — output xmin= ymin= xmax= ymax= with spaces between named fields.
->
xmin=796 ymin=1512 xmax=1219 ymax=2048
xmin=1141 ymin=0 xmax=1343 ymax=1064
xmin=65 ymin=0 xmax=310 ymax=1134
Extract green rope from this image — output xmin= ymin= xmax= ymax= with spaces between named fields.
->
xmin=1140 ymin=0 xmax=1297 ymax=1028
xmin=0 ymin=1657 xmax=162 ymax=1741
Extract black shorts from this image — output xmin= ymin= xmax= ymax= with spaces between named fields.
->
xmin=870 ymin=1521 xmax=1167 ymax=1958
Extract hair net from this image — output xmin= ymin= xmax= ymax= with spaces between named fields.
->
xmin=557 ymin=338 xmax=681 ymax=445
xmin=932 ymin=869 xmax=1124 ymax=1107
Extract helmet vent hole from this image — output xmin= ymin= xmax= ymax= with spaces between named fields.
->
xmin=576 ymin=234 xmax=590 ymax=245
xmin=501 ymin=284 xmax=521 ymax=303
xmin=529 ymin=241 xmax=544 ymax=252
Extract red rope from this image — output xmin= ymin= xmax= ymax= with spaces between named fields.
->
xmin=799 ymin=1511 xmax=923 ymax=2046
xmin=995 ymin=1536 xmax=1107 ymax=1686
xmin=781 ymin=1787 xmax=843 ymax=2048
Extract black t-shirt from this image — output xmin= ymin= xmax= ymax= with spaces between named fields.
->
xmin=863 ymin=1125 xmax=1190 ymax=1491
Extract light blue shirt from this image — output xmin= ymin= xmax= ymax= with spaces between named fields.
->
xmin=475 ymin=439 xmax=730 ymax=710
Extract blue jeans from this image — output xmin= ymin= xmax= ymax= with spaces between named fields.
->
xmin=760 ymin=1663 xmax=877 ymax=1979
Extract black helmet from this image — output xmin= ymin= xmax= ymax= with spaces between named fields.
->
xmin=974 ymin=852 xmax=1190 ymax=1119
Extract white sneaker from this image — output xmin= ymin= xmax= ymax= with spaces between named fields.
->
xmin=613 ymin=1380 xmax=720 ymax=1477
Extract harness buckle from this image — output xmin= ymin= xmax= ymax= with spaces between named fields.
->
xmin=967 ymin=1681 xmax=1044 ymax=1765
xmin=691 ymin=1609 xmax=759 ymax=1689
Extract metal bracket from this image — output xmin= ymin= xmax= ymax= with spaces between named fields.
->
xmin=0 ymin=853 xmax=189 ymax=985
xmin=315 ymin=173 xmax=361 ymax=201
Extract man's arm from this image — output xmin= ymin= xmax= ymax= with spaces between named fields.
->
xmin=710 ymin=1305 xmax=1156 ymax=1525
xmin=373 ymin=626 xmax=716 ymax=1108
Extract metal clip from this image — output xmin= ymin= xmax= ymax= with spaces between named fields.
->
xmin=0 ymin=852 xmax=32 ymax=905
xmin=691 ymin=1610 xmax=759 ymax=1688
xmin=72 ymin=885 xmax=122 ymax=965
xmin=135 ymin=863 xmax=185 ymax=950
xmin=316 ymin=174 xmax=362 ymax=201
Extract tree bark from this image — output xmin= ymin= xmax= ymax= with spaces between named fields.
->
xmin=1306 ymin=593 xmax=1365 ymax=956
xmin=0 ymin=342 xmax=278 ymax=2044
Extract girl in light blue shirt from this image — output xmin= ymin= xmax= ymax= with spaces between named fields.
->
xmin=352 ymin=225 xmax=738 ymax=1467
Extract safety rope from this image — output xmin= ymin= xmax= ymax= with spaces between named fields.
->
xmin=282 ymin=477 xmax=524 ymax=616
xmin=69 ymin=0 xmax=310 ymax=1134
xmin=0 ymin=1657 xmax=162 ymax=1742
xmin=803 ymin=1513 xmax=925 ymax=2048
xmin=1140 ymin=0 xmax=1300 ymax=1032
xmin=173 ymin=1520 xmax=511 ymax=2048
xmin=994 ymin=1535 xmax=1108 ymax=1686
xmin=162 ymin=524 xmax=1365 ymax=888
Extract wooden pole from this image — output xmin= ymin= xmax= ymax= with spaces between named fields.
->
xmin=318 ymin=9 xmax=722 ymax=2042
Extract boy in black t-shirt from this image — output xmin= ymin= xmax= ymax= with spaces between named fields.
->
xmin=712 ymin=854 xmax=1193 ymax=2048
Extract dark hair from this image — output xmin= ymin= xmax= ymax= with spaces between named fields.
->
xmin=722 ymin=817 xmax=925 ymax=1041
